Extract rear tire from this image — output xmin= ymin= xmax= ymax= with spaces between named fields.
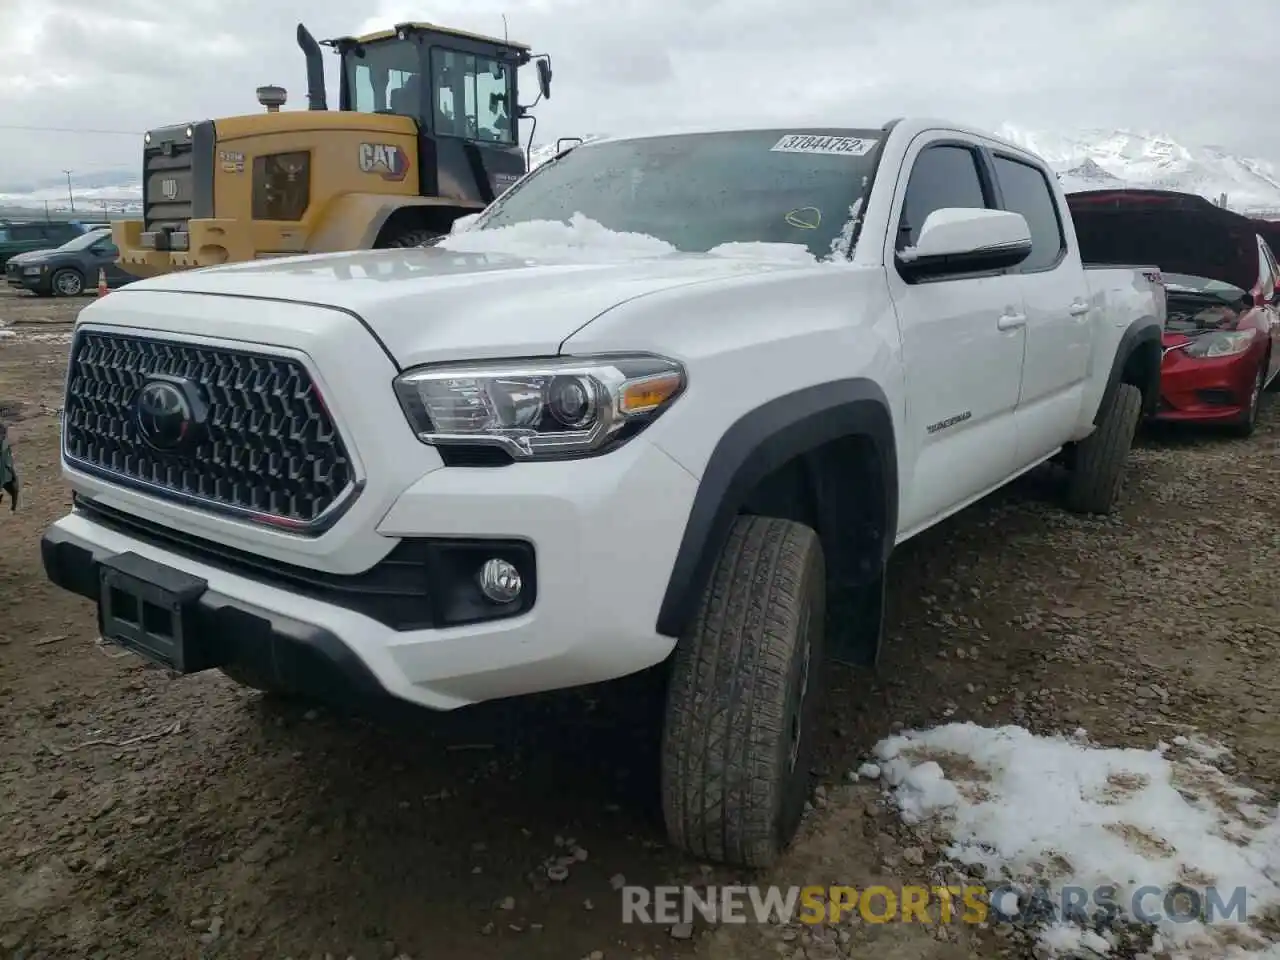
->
xmin=660 ymin=515 xmax=826 ymax=869
xmin=1065 ymin=382 xmax=1143 ymax=515
xmin=375 ymin=226 xmax=443 ymax=248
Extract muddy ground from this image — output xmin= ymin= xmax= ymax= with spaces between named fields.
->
xmin=1 ymin=285 xmax=1277 ymax=960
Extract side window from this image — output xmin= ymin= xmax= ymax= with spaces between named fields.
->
xmin=993 ymin=155 xmax=1066 ymax=271
xmin=431 ymin=48 xmax=512 ymax=142
xmin=10 ymin=224 xmax=44 ymax=242
xmin=433 ymin=48 xmax=464 ymax=137
xmin=897 ymin=145 xmax=988 ymax=251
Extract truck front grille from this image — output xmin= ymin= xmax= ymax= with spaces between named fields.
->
xmin=62 ymin=330 xmax=357 ymax=533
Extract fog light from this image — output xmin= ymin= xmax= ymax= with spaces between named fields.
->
xmin=478 ymin=558 xmax=522 ymax=603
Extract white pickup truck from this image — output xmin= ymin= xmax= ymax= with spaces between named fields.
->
xmin=43 ymin=118 xmax=1165 ymax=869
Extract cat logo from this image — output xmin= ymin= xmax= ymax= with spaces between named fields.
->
xmin=160 ymin=178 xmax=178 ymax=201
xmin=358 ymin=142 xmax=408 ymax=181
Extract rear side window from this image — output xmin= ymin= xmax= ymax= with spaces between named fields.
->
xmin=993 ymin=155 xmax=1065 ymax=271
xmin=897 ymin=145 xmax=988 ymax=251
xmin=10 ymin=224 xmax=45 ymax=241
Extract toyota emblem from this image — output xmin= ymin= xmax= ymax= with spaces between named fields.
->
xmin=135 ymin=378 xmax=200 ymax=451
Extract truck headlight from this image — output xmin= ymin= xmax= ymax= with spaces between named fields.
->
xmin=393 ymin=354 xmax=686 ymax=461
xmin=1182 ymin=329 xmax=1257 ymax=359
xmin=251 ymin=150 xmax=311 ymax=221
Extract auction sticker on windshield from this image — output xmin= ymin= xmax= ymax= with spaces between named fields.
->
xmin=771 ymin=134 xmax=878 ymax=156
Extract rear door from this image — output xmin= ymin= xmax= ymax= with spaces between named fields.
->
xmin=884 ymin=135 xmax=1028 ymax=536
xmin=988 ymin=151 xmax=1093 ymax=460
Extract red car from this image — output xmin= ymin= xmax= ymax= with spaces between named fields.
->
xmin=1068 ymin=189 xmax=1280 ymax=435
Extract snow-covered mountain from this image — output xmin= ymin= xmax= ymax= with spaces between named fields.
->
xmin=997 ymin=123 xmax=1280 ymax=216
xmin=3 ymin=127 xmax=1276 ymax=218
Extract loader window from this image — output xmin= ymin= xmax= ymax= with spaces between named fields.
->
xmin=347 ymin=38 xmax=421 ymax=116
xmin=431 ymin=47 xmax=515 ymax=144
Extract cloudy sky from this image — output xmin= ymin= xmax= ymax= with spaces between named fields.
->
xmin=0 ymin=0 xmax=1275 ymax=191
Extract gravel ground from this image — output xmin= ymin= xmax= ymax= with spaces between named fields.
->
xmin=1 ymin=285 xmax=1277 ymax=959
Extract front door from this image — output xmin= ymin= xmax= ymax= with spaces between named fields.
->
xmin=885 ymin=137 xmax=1028 ymax=538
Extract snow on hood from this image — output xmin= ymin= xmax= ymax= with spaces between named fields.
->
xmin=437 ymin=212 xmax=833 ymax=265
xmin=436 ymin=212 xmax=680 ymax=261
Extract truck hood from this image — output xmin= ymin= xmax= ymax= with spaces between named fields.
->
xmin=118 ymin=246 xmax=817 ymax=367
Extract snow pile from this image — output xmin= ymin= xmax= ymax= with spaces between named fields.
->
xmin=874 ymin=723 xmax=1280 ymax=958
xmin=436 ymin=212 xmax=835 ymax=265
xmin=705 ymin=242 xmax=818 ymax=263
xmin=435 ymin=211 xmax=678 ymax=261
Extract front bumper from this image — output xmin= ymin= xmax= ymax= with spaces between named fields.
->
xmin=43 ymin=435 xmax=697 ymax=711
xmin=113 ymin=218 xmax=269 ymax=278
xmin=5 ymin=267 xmax=49 ymax=293
xmin=1154 ymin=347 xmax=1260 ymax=423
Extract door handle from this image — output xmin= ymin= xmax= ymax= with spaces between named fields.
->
xmin=997 ymin=311 xmax=1027 ymax=331
xmin=1069 ymin=300 xmax=1090 ymax=317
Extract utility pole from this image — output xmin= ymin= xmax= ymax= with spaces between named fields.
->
xmin=62 ymin=169 xmax=75 ymax=212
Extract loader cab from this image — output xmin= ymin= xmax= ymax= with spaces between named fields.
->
xmin=322 ymin=23 xmax=552 ymax=205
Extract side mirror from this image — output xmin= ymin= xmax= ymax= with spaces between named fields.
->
xmin=536 ymin=58 xmax=551 ymax=101
xmin=450 ymin=213 xmax=480 ymax=234
xmin=897 ymin=208 xmax=1031 ymax=279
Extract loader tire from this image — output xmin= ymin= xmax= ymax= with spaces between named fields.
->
xmin=1065 ymin=382 xmax=1142 ymax=515
xmin=375 ymin=226 xmax=443 ymax=249
xmin=661 ymin=515 xmax=826 ymax=869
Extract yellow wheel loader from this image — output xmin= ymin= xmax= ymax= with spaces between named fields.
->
xmin=112 ymin=21 xmax=553 ymax=277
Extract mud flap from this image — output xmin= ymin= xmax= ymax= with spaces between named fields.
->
xmin=826 ymin=569 xmax=885 ymax=668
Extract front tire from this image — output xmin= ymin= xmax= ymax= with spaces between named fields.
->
xmin=661 ymin=515 xmax=826 ymax=869
xmin=1065 ymin=382 xmax=1143 ymax=515
xmin=1228 ymin=364 xmax=1266 ymax=438
xmin=50 ymin=268 xmax=84 ymax=297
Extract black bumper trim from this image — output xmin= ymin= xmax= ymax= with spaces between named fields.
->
xmin=41 ymin=524 xmax=388 ymax=700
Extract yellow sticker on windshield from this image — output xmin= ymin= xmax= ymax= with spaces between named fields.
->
xmin=785 ymin=207 xmax=822 ymax=229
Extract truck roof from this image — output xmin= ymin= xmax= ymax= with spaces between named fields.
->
xmin=582 ymin=118 xmax=1043 ymax=161
xmin=351 ymin=22 xmax=531 ymax=51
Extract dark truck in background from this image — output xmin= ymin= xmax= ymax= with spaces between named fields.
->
xmin=0 ymin=219 xmax=88 ymax=268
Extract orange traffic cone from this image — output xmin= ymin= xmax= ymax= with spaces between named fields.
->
xmin=96 ymin=268 xmax=108 ymax=297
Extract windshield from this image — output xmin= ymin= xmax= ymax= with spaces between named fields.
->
xmin=474 ymin=129 xmax=884 ymax=258
xmin=59 ymin=229 xmax=108 ymax=252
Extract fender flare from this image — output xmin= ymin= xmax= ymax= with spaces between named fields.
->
xmin=307 ymin=194 xmax=485 ymax=252
xmin=1097 ymin=315 xmax=1163 ymax=421
xmin=655 ymin=378 xmax=898 ymax=639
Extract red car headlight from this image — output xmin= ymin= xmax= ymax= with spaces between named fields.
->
xmin=1181 ymin=329 xmax=1258 ymax=359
